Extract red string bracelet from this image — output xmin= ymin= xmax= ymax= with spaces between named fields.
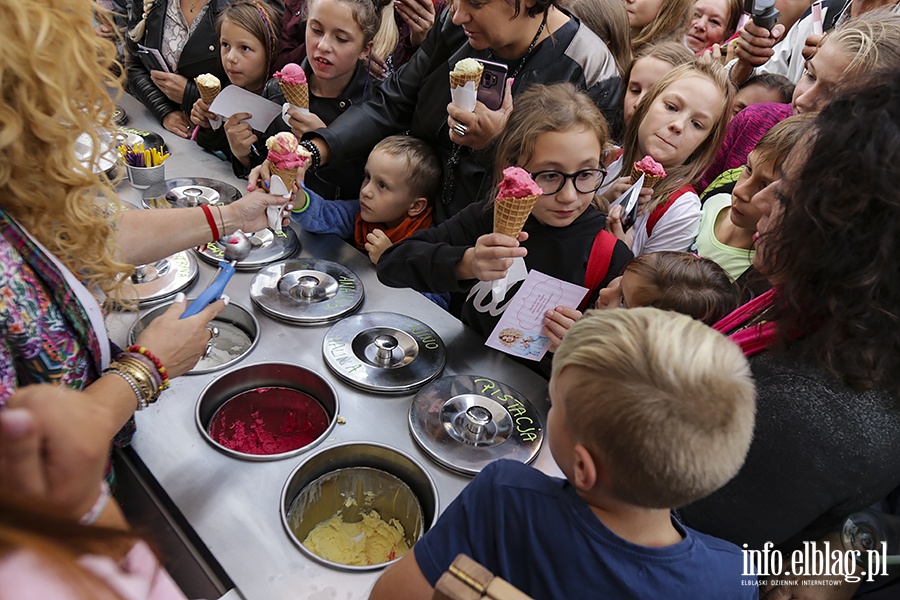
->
xmin=200 ymin=204 xmax=220 ymax=241
xmin=126 ymin=345 xmax=170 ymax=390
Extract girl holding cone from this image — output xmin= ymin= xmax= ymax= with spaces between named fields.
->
xmin=600 ymin=59 xmax=733 ymax=257
xmin=278 ymin=0 xmax=393 ymax=200
xmin=376 ymin=84 xmax=633 ymax=376
xmin=190 ymin=1 xmax=286 ymax=176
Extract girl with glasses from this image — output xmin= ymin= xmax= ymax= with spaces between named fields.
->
xmin=376 ymin=83 xmax=633 ymax=375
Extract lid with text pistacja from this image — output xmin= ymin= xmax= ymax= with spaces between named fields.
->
xmin=120 ymin=251 xmax=198 ymax=308
xmin=250 ymin=258 xmax=364 ymax=325
xmin=408 ymin=375 xmax=543 ymax=476
xmin=323 ymin=312 xmax=446 ymax=394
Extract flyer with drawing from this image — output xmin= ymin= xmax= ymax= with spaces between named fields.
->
xmin=485 ymin=270 xmax=588 ymax=361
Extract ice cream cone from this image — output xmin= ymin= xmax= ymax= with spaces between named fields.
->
xmin=630 ymin=170 xmax=663 ymax=189
xmin=494 ymin=194 xmax=540 ymax=237
xmin=280 ymin=82 xmax=309 ymax=109
xmin=269 ymin=164 xmax=298 ymax=192
xmin=449 ymin=70 xmax=482 ymax=91
xmin=195 ymin=76 xmax=221 ymax=105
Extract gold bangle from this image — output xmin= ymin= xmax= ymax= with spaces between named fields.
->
xmin=116 ymin=357 xmax=161 ymax=403
xmin=104 ymin=366 xmax=147 ymax=410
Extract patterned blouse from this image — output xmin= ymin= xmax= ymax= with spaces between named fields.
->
xmin=161 ymin=0 xmax=211 ymax=70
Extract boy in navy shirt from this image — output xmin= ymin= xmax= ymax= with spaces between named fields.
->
xmin=371 ymin=308 xmax=758 ymax=599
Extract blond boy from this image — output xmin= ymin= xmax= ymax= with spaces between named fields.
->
xmin=371 ymin=308 xmax=757 ymax=599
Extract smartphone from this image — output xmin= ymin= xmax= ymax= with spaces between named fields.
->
xmin=476 ymin=59 xmax=508 ymax=111
xmin=137 ymin=44 xmax=170 ymax=72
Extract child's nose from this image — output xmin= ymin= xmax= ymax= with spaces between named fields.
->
xmin=555 ymin=178 xmax=578 ymax=203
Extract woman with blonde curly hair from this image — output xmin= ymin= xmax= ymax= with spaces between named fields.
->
xmin=0 ymin=0 xmax=286 ymax=432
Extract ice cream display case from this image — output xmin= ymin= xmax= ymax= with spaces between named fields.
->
xmin=107 ymin=94 xmax=558 ymax=600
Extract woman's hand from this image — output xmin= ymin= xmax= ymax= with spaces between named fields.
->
xmin=731 ymin=20 xmax=786 ymax=84
xmin=224 ymin=112 xmax=258 ymax=163
xmin=365 ymin=229 xmax=393 ymax=264
xmin=447 ymin=79 xmax=514 ymax=151
xmin=190 ymin=98 xmax=216 ymax=129
xmin=455 ymin=231 xmax=528 ymax=281
xmin=0 ymin=385 xmax=115 ymax=520
xmin=543 ymin=306 xmax=583 ymax=352
xmin=150 ymin=70 xmax=188 ymax=104
xmin=801 ymin=32 xmax=824 ymax=61
xmin=225 ymin=188 xmax=294 ymax=232
xmin=287 ymin=106 xmax=327 ymax=138
xmin=162 ymin=110 xmax=192 ymax=138
xmin=133 ymin=294 xmax=226 ymax=378
xmin=367 ymin=52 xmax=389 ymax=80
xmin=395 ymin=0 xmax=437 ymax=47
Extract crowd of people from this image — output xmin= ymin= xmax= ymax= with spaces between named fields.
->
xmin=2 ymin=0 xmax=900 ymax=597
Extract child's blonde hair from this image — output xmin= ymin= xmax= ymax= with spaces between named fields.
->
xmin=372 ymin=135 xmax=441 ymax=204
xmin=561 ymin=0 xmax=633 ymax=76
xmin=631 ymin=0 xmax=693 ymax=51
xmin=622 ymin=59 xmax=734 ymax=212
xmin=822 ymin=10 xmax=900 ymax=79
xmin=1 ymin=0 xmax=131 ymax=303
xmin=752 ymin=113 xmax=815 ymax=175
xmin=217 ymin=1 xmax=284 ymax=76
xmin=492 ymin=83 xmax=611 ymax=206
xmin=551 ymin=308 xmax=756 ymax=508
xmin=624 ymin=40 xmax=695 ymax=89
xmin=622 ymin=252 xmax=739 ymax=324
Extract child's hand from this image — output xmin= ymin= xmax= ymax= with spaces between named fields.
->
xmin=602 ymin=176 xmax=653 ymax=209
xmin=286 ymin=106 xmax=327 ymax=137
xmin=190 ymin=98 xmax=215 ymax=129
xmin=801 ymin=32 xmax=824 ymax=61
xmin=365 ymin=229 xmax=393 ymax=265
xmin=447 ymin=78 xmax=514 ymax=151
xmin=607 ymin=205 xmax=634 ymax=248
xmin=543 ymin=306 xmax=583 ymax=352
xmin=455 ymin=231 xmax=528 ymax=282
xmin=224 ymin=112 xmax=258 ymax=163
xmin=366 ymin=52 xmax=389 ymax=80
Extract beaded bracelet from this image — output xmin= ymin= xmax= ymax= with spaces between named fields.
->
xmin=201 ymin=204 xmax=220 ymax=241
xmin=299 ymin=139 xmax=321 ymax=172
xmin=126 ymin=345 xmax=170 ymax=390
xmin=79 ymin=480 xmax=111 ymax=526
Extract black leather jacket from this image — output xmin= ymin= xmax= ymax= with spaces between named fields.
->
xmin=125 ymin=0 xmax=231 ymax=124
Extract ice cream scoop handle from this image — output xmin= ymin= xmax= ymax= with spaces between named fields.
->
xmin=180 ymin=261 xmax=235 ymax=318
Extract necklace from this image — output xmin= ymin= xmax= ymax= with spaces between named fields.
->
xmin=442 ymin=13 xmax=548 ymax=205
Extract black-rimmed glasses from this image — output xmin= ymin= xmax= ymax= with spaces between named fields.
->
xmin=529 ymin=168 xmax=607 ymax=195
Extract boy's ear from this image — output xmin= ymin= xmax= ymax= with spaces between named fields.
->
xmin=407 ymin=197 xmax=429 ymax=218
xmin=572 ymin=444 xmax=599 ymax=491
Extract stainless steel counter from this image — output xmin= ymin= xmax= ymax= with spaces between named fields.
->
xmin=106 ymin=93 xmax=558 ymax=599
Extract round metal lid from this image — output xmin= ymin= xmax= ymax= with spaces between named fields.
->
xmin=141 ymin=177 xmax=242 ymax=209
xmin=408 ymin=375 xmax=543 ymax=476
xmin=112 ymin=105 xmax=129 ymax=126
xmin=195 ymin=226 xmax=300 ymax=271
xmin=323 ymin=312 xmax=446 ymax=394
xmin=249 ymin=259 xmax=364 ymax=325
xmin=124 ymin=251 xmax=199 ymax=307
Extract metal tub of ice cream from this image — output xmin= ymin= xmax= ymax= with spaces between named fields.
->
xmin=129 ymin=300 xmax=259 ymax=375
xmin=281 ymin=442 xmax=439 ymax=571
xmin=195 ymin=362 xmax=339 ymax=461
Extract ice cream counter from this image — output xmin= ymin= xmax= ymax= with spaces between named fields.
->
xmin=105 ymin=93 xmax=557 ymax=599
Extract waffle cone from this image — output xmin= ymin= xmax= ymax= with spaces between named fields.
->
xmin=630 ymin=168 xmax=663 ymax=189
xmin=280 ymin=81 xmax=309 ymax=109
xmin=270 ymin=164 xmax=298 ymax=192
xmin=449 ymin=71 xmax=482 ymax=90
xmin=494 ymin=194 xmax=540 ymax=237
xmin=196 ymin=81 xmax=221 ymax=105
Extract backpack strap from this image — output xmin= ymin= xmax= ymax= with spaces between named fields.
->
xmin=646 ymin=184 xmax=695 ymax=237
xmin=581 ymin=230 xmax=618 ymax=311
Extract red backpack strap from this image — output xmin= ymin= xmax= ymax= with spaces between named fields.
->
xmin=581 ymin=230 xmax=618 ymax=311
xmin=646 ymin=184 xmax=695 ymax=237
